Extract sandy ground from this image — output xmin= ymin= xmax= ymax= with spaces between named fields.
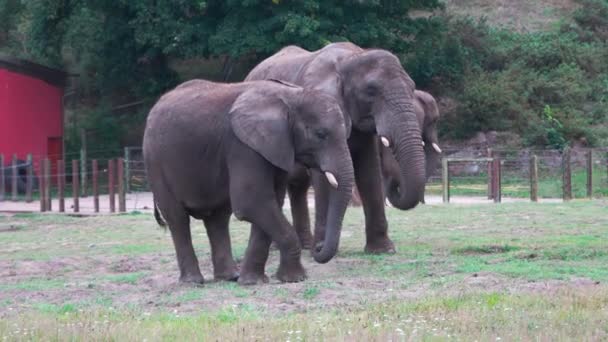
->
xmin=0 ymin=192 xmax=563 ymax=214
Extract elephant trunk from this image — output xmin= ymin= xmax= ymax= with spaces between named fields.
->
xmin=312 ymin=152 xmax=355 ymax=264
xmin=386 ymin=115 xmax=426 ymax=210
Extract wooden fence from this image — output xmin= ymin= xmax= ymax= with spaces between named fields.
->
xmin=1 ymin=154 xmax=127 ymax=213
xmin=441 ymin=147 xmax=606 ymax=203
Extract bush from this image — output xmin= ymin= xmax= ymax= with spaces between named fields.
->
xmin=428 ymin=10 xmax=608 ymax=148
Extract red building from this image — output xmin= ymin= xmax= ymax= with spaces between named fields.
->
xmin=0 ymin=56 xmax=67 ymax=172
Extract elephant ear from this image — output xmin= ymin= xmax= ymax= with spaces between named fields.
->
xmin=415 ymin=90 xmax=439 ymax=126
xmin=301 ymin=55 xmax=352 ymax=136
xmin=229 ymin=89 xmax=295 ymax=172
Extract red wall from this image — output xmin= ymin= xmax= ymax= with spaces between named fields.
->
xmin=0 ymin=69 xmax=63 ymax=171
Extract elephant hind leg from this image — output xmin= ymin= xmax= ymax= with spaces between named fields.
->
xmin=288 ymin=180 xmax=313 ymax=250
xmin=153 ymin=181 xmax=204 ymax=284
xmin=164 ymin=207 xmax=205 ymax=284
xmin=202 ymin=206 xmax=239 ymax=281
xmin=238 ymin=223 xmax=271 ymax=285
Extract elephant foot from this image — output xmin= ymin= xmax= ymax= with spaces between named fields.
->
xmin=364 ymin=237 xmax=396 ymax=254
xmin=238 ymin=272 xmax=269 ymax=286
xmin=276 ymin=263 xmax=307 ymax=283
xmin=214 ymin=269 xmax=239 ymax=282
xmin=179 ymin=272 xmax=205 ymax=285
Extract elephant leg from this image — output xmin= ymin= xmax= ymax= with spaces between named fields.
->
xmin=238 ymin=223 xmax=272 ymax=285
xmin=353 ymin=134 xmax=395 ymax=254
xmin=165 ymin=208 xmax=205 ymax=284
xmin=229 ymin=160 xmax=306 ymax=284
xmin=288 ymin=178 xmax=313 ymax=250
xmin=202 ymin=206 xmax=239 ymax=281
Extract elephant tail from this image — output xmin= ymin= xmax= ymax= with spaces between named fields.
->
xmin=153 ymin=203 xmax=167 ymax=228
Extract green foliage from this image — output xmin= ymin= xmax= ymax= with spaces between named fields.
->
xmin=431 ymin=13 xmax=608 ymax=147
xmin=64 ymin=106 xmax=123 ymax=160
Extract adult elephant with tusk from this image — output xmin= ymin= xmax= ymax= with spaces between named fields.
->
xmin=246 ymin=42 xmax=426 ymax=254
xmin=380 ymin=90 xmax=442 ymax=205
xmin=143 ymin=79 xmax=354 ymax=285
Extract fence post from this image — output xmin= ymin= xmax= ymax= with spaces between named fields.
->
xmin=117 ymin=158 xmax=126 ymax=212
xmin=72 ymin=159 xmax=80 ymax=212
xmin=124 ymin=147 xmax=131 ymax=193
xmin=44 ymin=158 xmax=52 ymax=211
xmin=442 ymin=158 xmax=449 ymax=203
xmin=530 ymin=155 xmax=538 ymax=202
xmin=57 ymin=159 xmax=65 ymax=212
xmin=0 ymin=154 xmax=4 ymax=201
xmin=108 ymin=159 xmax=116 ymax=213
xmin=25 ymin=154 xmax=33 ymax=202
xmin=11 ymin=154 xmax=18 ymax=201
xmin=92 ymin=159 xmax=99 ymax=213
xmin=80 ymin=129 xmax=87 ymax=197
xmin=493 ymin=158 xmax=502 ymax=203
xmin=487 ymin=148 xmax=493 ymax=199
xmin=39 ymin=162 xmax=46 ymax=212
xmin=562 ymin=147 xmax=572 ymax=201
xmin=586 ymin=149 xmax=593 ymax=198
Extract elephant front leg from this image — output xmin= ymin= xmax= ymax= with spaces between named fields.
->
xmin=353 ymin=135 xmax=395 ymax=254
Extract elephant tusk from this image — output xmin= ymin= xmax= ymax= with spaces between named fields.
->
xmin=432 ymin=143 xmax=442 ymax=153
xmin=380 ymin=136 xmax=390 ymax=147
xmin=325 ymin=172 xmax=339 ymax=189
xmin=421 ymin=141 xmax=425 ymax=147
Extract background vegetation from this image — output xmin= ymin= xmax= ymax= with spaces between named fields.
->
xmin=1 ymin=0 xmax=607 ymax=154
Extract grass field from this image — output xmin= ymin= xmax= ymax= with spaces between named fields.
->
xmin=1 ymin=201 xmax=608 ymax=340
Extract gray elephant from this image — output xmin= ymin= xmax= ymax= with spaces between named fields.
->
xmin=246 ymin=42 xmax=426 ymax=253
xmin=380 ymin=90 xmax=442 ymax=204
xmin=143 ymin=79 xmax=354 ymax=285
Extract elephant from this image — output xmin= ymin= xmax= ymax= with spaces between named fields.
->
xmin=143 ymin=79 xmax=354 ymax=285
xmin=380 ymin=90 xmax=442 ymax=205
xmin=246 ymin=42 xmax=426 ymax=254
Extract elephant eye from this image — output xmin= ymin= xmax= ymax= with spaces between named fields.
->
xmin=314 ymin=128 xmax=329 ymax=140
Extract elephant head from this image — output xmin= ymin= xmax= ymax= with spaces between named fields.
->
xmin=230 ymin=82 xmax=355 ymax=263
xmin=338 ymin=50 xmax=426 ymax=210
xmin=380 ymin=90 xmax=442 ymax=204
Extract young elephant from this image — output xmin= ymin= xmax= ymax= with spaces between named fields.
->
xmin=143 ymin=79 xmax=354 ymax=285
xmin=380 ymin=90 xmax=442 ymax=204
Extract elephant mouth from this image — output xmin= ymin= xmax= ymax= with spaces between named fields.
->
xmin=295 ymin=152 xmax=317 ymax=169
xmin=355 ymin=116 xmax=376 ymax=132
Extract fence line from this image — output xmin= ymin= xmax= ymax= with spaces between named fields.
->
xmin=2 ymin=146 xmax=608 ymax=213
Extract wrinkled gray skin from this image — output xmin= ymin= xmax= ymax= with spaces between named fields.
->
xmin=143 ymin=79 xmax=354 ymax=285
xmin=380 ymin=90 xmax=442 ymax=204
xmin=246 ymin=43 xmax=426 ymax=253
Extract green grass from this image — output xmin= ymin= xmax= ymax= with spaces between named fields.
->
xmin=1 ymin=290 xmax=607 ymax=340
xmin=1 ymin=201 xmax=608 ymax=340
